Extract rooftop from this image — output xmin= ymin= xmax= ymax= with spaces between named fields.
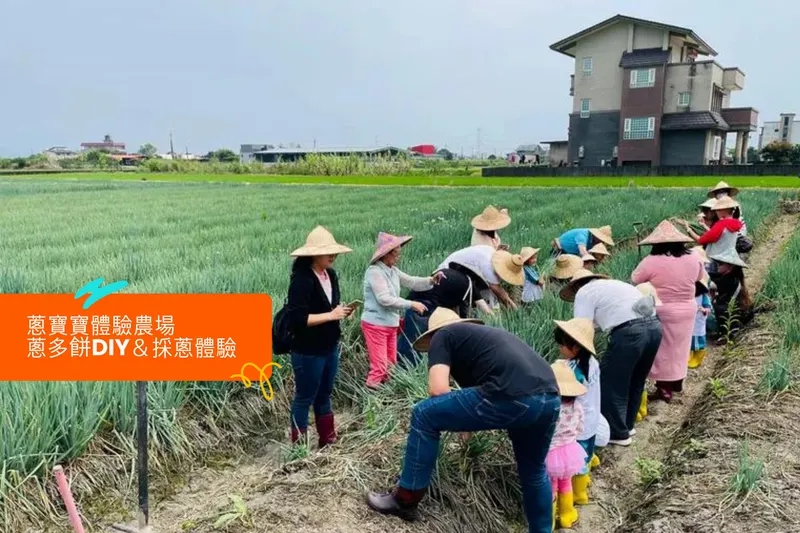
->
xmin=550 ymin=14 xmax=717 ymax=58
xmin=661 ymin=111 xmax=729 ymax=131
xmin=619 ymin=48 xmax=671 ymax=68
xmin=253 ymin=145 xmax=407 ymax=155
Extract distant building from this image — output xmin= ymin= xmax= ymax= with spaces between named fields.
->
xmin=240 ymin=144 xmax=274 ymax=163
xmin=409 ymin=144 xmax=436 ymax=156
xmin=550 ymin=14 xmax=758 ymax=167
xmin=541 ymin=141 xmax=569 ymax=166
xmin=43 ymin=146 xmax=77 ymax=158
xmin=758 ymin=113 xmax=800 ymax=149
xmin=81 ymin=135 xmax=125 ymax=153
xmin=252 ymin=146 xmax=408 ymax=163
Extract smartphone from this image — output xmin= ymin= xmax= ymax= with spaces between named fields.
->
xmin=346 ymin=300 xmax=363 ymax=309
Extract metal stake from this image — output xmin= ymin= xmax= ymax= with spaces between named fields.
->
xmin=136 ymin=381 xmax=149 ymax=530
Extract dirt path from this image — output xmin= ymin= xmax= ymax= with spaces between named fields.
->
xmin=569 ymin=213 xmax=799 ymax=533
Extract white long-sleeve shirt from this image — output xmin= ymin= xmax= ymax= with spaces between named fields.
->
xmin=361 ymin=262 xmax=433 ymax=327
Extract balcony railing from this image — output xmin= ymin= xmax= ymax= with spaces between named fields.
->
xmin=721 ymin=107 xmax=759 ymax=131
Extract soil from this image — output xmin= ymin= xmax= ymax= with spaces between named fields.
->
xmin=97 ymin=216 xmax=799 ymax=533
xmin=568 ymin=213 xmax=799 ymax=533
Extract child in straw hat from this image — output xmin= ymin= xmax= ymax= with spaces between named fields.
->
xmin=581 ymin=253 xmax=598 ymax=271
xmin=520 ymin=246 xmax=544 ymax=304
xmin=362 ymin=232 xmax=444 ymax=389
xmin=689 ymin=278 xmax=713 ymax=369
xmin=553 ymin=318 xmax=601 ymax=506
xmin=588 ymin=243 xmax=610 ymax=263
xmin=470 ymin=205 xmax=510 ymax=249
xmin=547 ymin=360 xmax=588 ymax=530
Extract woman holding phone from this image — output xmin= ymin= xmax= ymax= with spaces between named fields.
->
xmin=286 ymin=226 xmax=354 ymax=448
xmin=361 ymin=232 xmax=443 ymax=389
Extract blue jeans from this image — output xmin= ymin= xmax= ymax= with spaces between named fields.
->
xmin=290 ymin=346 xmax=340 ymax=431
xmin=399 ymin=388 xmax=560 ymax=533
xmin=396 ymin=308 xmax=429 ymax=368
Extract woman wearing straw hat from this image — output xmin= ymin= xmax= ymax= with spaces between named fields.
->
xmin=366 ymin=308 xmax=561 ymax=533
xmin=361 ymin=232 xmax=443 ymax=389
xmin=286 ymin=226 xmax=355 ymax=447
xmin=631 ymin=220 xmax=706 ymax=403
xmin=552 ymin=226 xmax=614 ymax=258
xmin=559 ymin=269 xmax=662 ymax=446
xmin=695 ymin=198 xmax=719 ymax=232
xmin=470 ymin=205 xmax=510 ymax=249
xmin=707 ymin=181 xmax=746 ymax=236
xmin=549 ymin=254 xmax=584 ymax=285
xmin=437 ymin=245 xmax=524 ymax=311
xmin=678 ymin=196 xmax=743 ymax=272
xmin=707 ymin=248 xmax=753 ymax=344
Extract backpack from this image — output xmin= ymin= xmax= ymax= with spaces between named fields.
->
xmin=272 ymin=298 xmax=293 ymax=355
xmin=736 ymin=234 xmax=753 ymax=254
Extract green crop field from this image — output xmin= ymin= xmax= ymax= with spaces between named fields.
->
xmin=0 ymin=178 xmax=791 ymax=531
xmin=8 ymin=171 xmax=800 ymax=189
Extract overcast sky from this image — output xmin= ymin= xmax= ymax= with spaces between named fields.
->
xmin=0 ymin=0 xmax=793 ymax=157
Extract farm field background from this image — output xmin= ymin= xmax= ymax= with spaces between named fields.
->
xmin=8 ymin=171 xmax=800 ymax=189
xmin=0 ymin=177 xmax=793 ymax=532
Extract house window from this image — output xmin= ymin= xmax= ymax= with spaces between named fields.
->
xmin=582 ymin=57 xmax=593 ymax=76
xmin=623 ymin=117 xmax=656 ymax=140
xmin=678 ymin=92 xmax=691 ymax=107
xmin=629 ymin=68 xmax=656 ymax=89
xmin=580 ymin=99 xmax=590 ymax=118
xmin=712 ymin=136 xmax=722 ymax=160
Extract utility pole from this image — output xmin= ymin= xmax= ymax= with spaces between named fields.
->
xmin=476 ymin=128 xmax=482 ymax=159
xmin=313 ymin=138 xmax=317 ymax=150
xmin=169 ymin=131 xmax=175 ymax=159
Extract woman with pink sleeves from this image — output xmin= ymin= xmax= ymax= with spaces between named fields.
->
xmin=631 ymin=220 xmax=705 ymax=405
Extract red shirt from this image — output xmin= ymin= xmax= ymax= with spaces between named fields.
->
xmin=697 ymin=218 xmax=743 ymax=245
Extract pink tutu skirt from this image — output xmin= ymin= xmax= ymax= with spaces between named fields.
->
xmin=546 ymin=442 xmax=588 ymax=480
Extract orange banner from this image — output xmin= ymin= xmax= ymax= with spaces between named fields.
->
xmin=1 ymin=293 xmax=273 ymax=381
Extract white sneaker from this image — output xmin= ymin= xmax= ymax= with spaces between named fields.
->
xmin=608 ymin=437 xmax=633 ymax=446
xmin=630 ymin=429 xmax=637 ymax=436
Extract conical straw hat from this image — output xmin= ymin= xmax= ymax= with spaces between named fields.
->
xmin=491 ymin=250 xmax=525 ymax=286
xmin=698 ymin=198 xmax=717 ymax=209
xmin=369 ymin=232 xmax=413 ymax=264
xmin=707 ymin=181 xmax=739 ymax=198
xmin=638 ymin=220 xmax=694 ymax=246
xmin=290 ymin=226 xmax=353 ymax=257
xmin=552 ymin=254 xmax=584 ymax=280
xmin=708 ymin=248 xmax=748 ymax=268
xmin=520 ymin=246 xmax=540 ymax=263
xmin=412 ymin=307 xmax=483 ymax=352
xmin=589 ymin=225 xmax=615 ymax=246
xmin=636 ymin=282 xmax=662 ymax=306
xmin=692 ymin=246 xmax=708 ymax=263
xmin=551 ymin=360 xmax=588 ymax=397
xmin=471 ymin=206 xmax=511 ymax=231
xmin=554 ymin=317 xmax=596 ymax=355
xmin=559 ymin=268 xmax=609 ymax=302
xmin=588 ymin=243 xmax=610 ymax=256
xmin=710 ymin=196 xmax=739 ymax=211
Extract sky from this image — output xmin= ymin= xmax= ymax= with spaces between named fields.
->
xmin=0 ymin=0 xmax=794 ymax=157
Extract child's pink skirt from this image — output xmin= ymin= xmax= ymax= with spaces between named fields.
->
xmin=546 ymin=442 xmax=588 ymax=479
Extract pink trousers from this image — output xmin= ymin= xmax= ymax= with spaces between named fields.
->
xmin=550 ymin=476 xmax=572 ymax=496
xmin=361 ymin=321 xmax=398 ymax=388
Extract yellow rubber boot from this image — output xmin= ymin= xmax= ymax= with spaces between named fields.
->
xmin=688 ymin=349 xmax=707 ymax=369
xmin=557 ymin=491 xmax=579 ymax=529
xmin=572 ymin=474 xmax=591 ymax=505
xmin=589 ymin=453 xmax=600 ymax=470
xmin=552 ymin=499 xmax=557 ymax=531
xmin=636 ymin=390 xmax=648 ymax=422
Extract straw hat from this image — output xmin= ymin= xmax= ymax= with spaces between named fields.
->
xmin=559 ymin=269 xmax=609 ymax=302
xmin=636 ymin=282 xmax=663 ymax=306
xmin=709 ymin=248 xmax=748 ymax=268
xmin=412 ymin=307 xmax=484 ymax=352
xmin=369 ymin=232 xmax=413 ymax=264
xmin=692 ymin=246 xmax=709 ymax=263
xmin=290 ymin=226 xmax=353 ymax=257
xmin=554 ymin=317 xmax=596 ymax=355
xmin=552 ymin=254 xmax=584 ymax=280
xmin=710 ymin=196 xmax=739 ymax=212
xmin=471 ymin=206 xmax=511 ymax=232
xmin=491 ymin=250 xmax=525 ymax=286
xmin=696 ymin=277 xmax=710 ymax=294
xmin=520 ymin=246 xmax=540 ymax=263
xmin=698 ymin=198 xmax=717 ymax=209
xmin=581 ymin=253 xmax=597 ymax=263
xmin=588 ymin=243 xmax=610 ymax=257
xmin=551 ymin=360 xmax=588 ymax=397
xmin=707 ymin=181 xmax=739 ymax=198
xmin=446 ymin=261 xmax=490 ymax=292
xmin=589 ymin=225 xmax=615 ymax=246
xmin=638 ymin=220 xmax=694 ymax=246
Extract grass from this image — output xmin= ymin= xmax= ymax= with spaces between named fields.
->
xmin=0 ymin=178 xmax=787 ymax=531
xmin=6 ymin=172 xmax=800 ymax=188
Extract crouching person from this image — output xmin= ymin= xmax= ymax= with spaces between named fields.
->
xmin=366 ymin=308 xmax=561 ymax=533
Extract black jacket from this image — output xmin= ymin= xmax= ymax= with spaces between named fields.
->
xmin=286 ymin=266 xmax=342 ymax=355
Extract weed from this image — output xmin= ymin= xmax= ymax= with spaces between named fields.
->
xmin=729 ymin=440 xmax=765 ymax=497
xmin=634 ymin=457 xmax=664 ymax=486
xmin=709 ymin=378 xmax=729 ymax=399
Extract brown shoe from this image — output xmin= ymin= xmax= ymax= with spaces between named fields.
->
xmin=366 ymin=486 xmax=426 ymax=522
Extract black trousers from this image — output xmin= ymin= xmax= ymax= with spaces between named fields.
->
xmin=599 ymin=315 xmax=663 ymax=440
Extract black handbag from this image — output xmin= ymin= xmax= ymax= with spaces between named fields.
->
xmin=736 ymin=235 xmax=753 ymax=254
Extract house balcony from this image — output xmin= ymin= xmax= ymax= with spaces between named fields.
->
xmin=721 ymin=107 xmax=758 ymax=132
xmin=722 ymin=68 xmax=745 ymax=91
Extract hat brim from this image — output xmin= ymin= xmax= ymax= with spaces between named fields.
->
xmin=709 ymin=254 xmax=749 ymax=268
xmin=708 ymin=186 xmax=740 ymax=198
xmin=412 ymin=318 xmax=484 ymax=352
xmin=638 ymin=234 xmax=694 ymax=246
xmin=559 ymin=273 xmax=608 ymax=302
xmin=369 ymin=236 xmax=413 ymax=264
xmin=491 ymin=252 xmax=525 ymax=286
xmin=558 ymin=381 xmax=588 ymax=397
xmin=520 ymin=248 xmax=540 ymax=263
xmin=551 ymin=255 xmax=585 ymax=280
xmin=471 ymin=213 xmax=511 ymax=232
xmin=290 ymin=243 xmax=353 ymax=257
xmin=589 ymin=229 xmax=615 ymax=246
xmin=554 ymin=320 xmax=596 ymax=355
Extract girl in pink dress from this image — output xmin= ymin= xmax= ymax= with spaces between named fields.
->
xmin=547 ymin=360 xmax=588 ymax=530
xmin=632 ymin=221 xmax=706 ymax=403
